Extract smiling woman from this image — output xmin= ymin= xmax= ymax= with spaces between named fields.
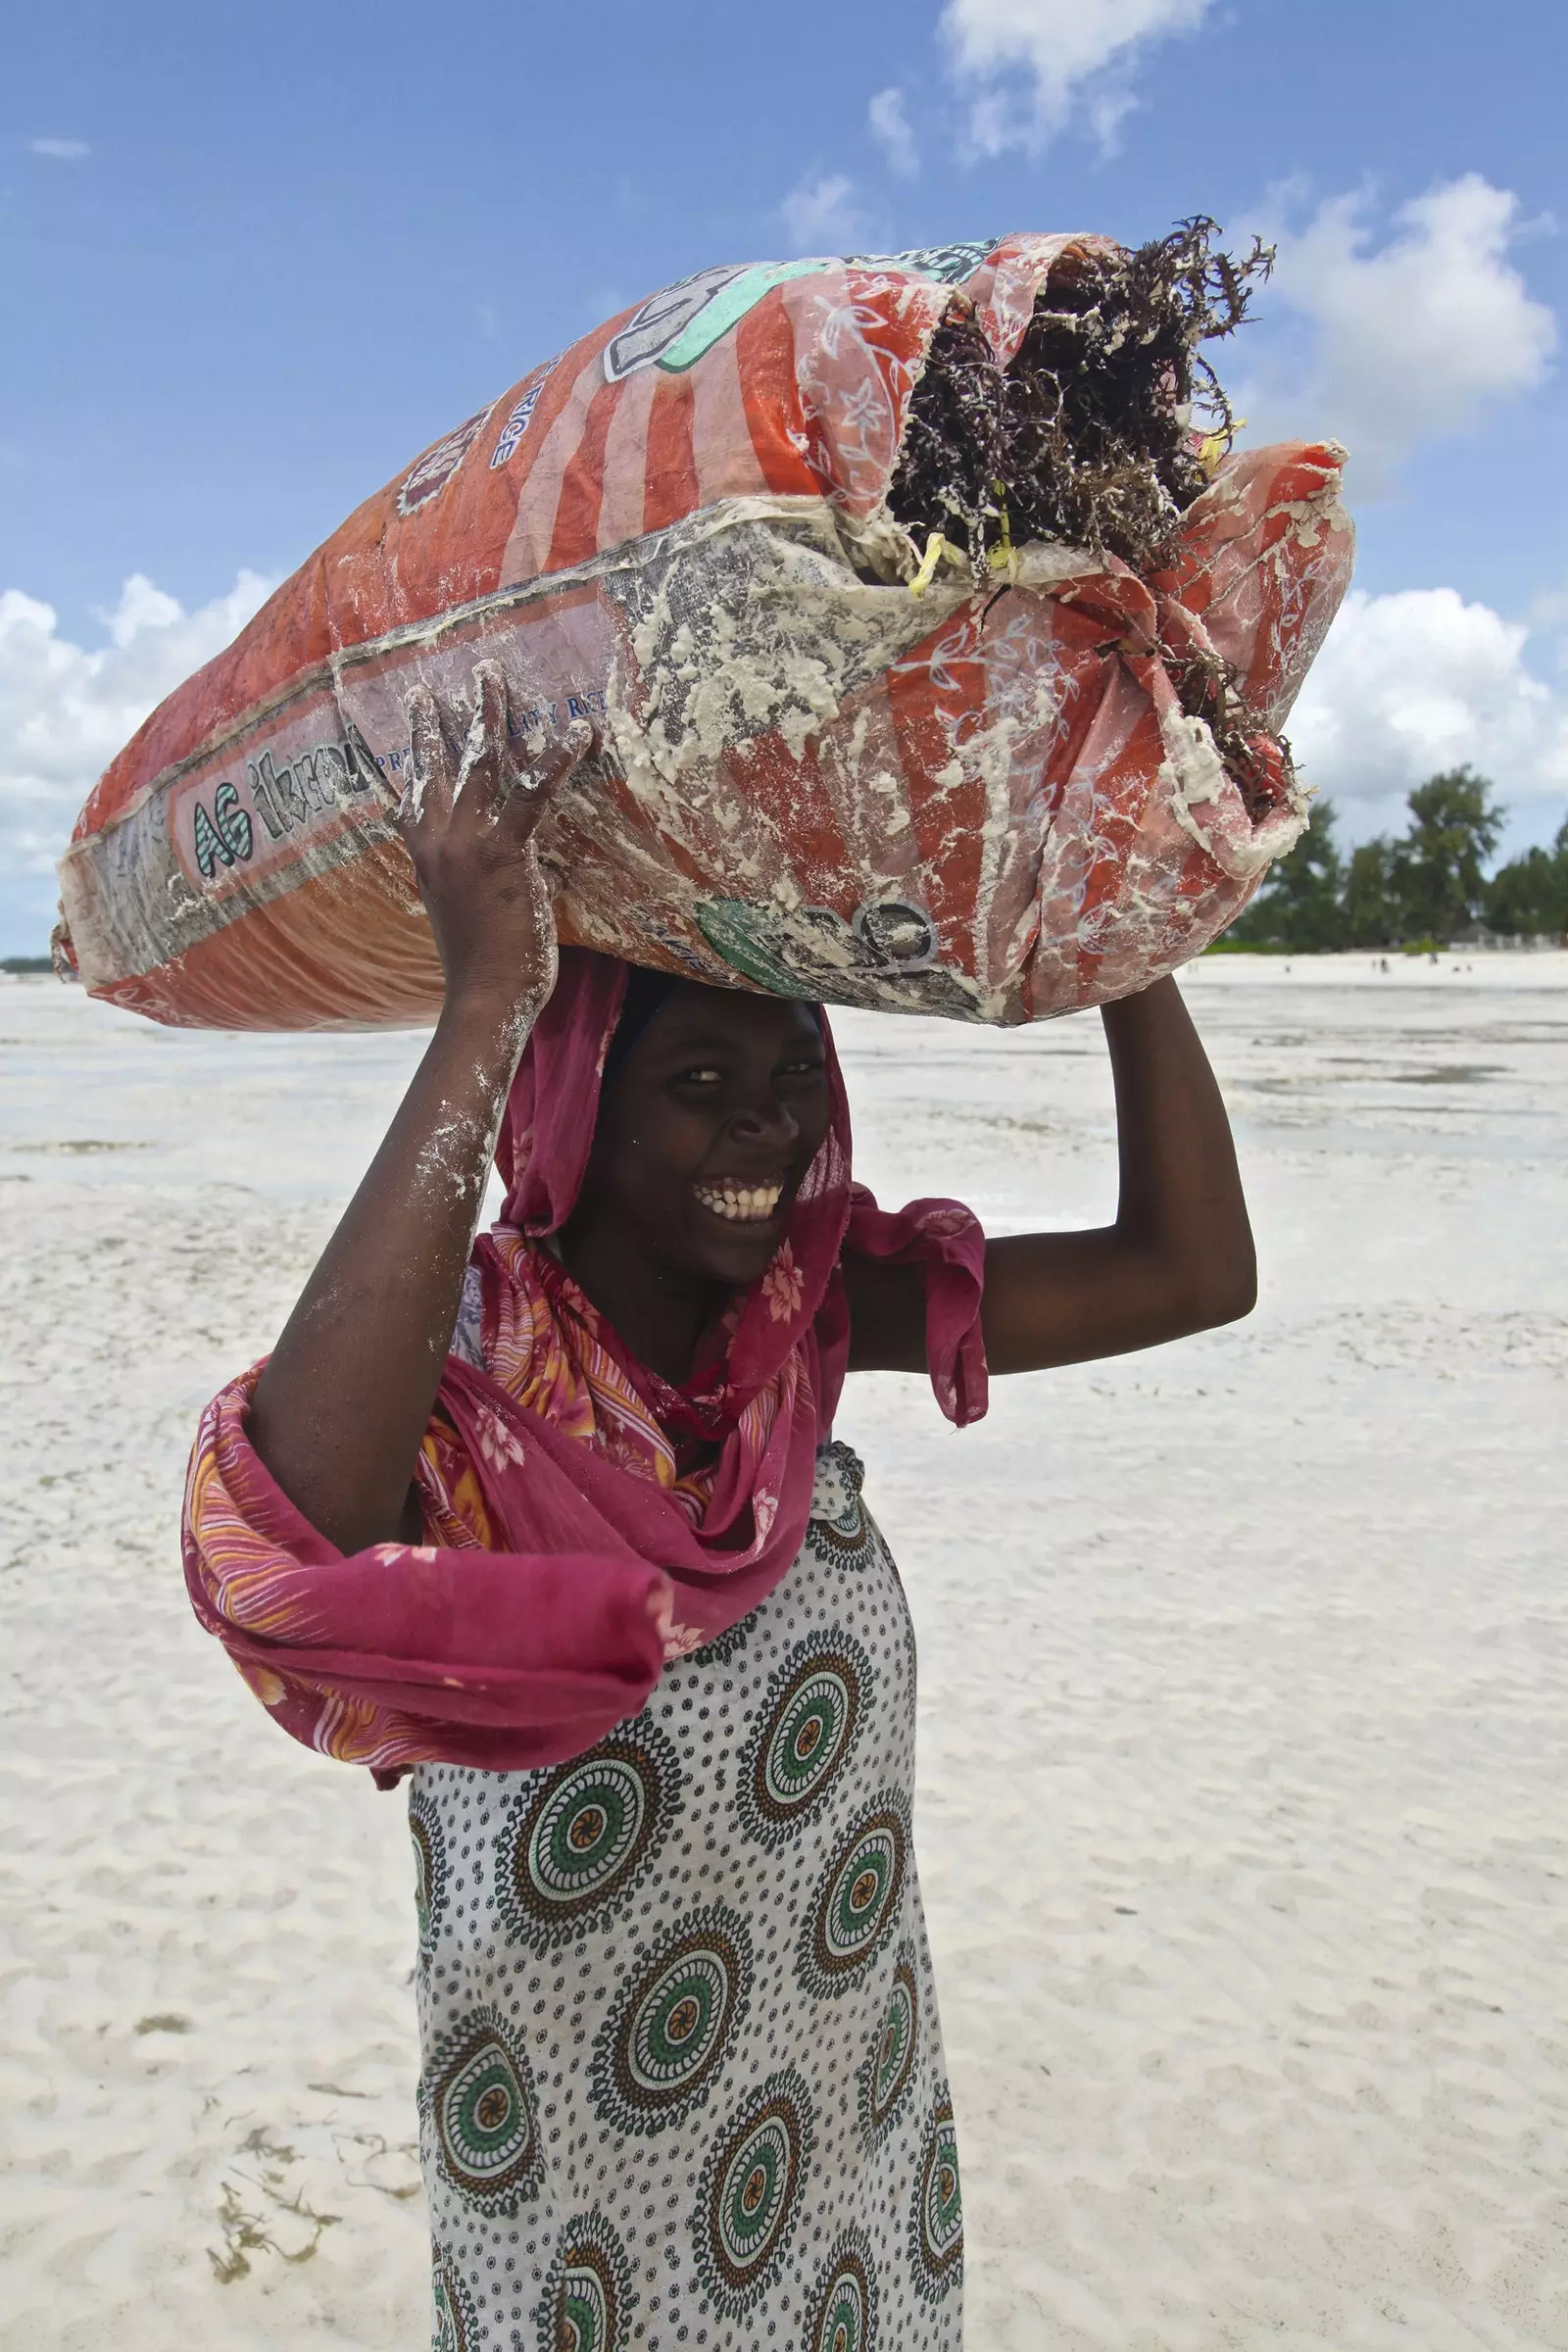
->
xmin=180 ymin=664 xmax=1255 ymax=2347
xmin=561 ymin=989 xmax=833 ymax=1377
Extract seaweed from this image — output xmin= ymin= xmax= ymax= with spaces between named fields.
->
xmin=886 ymin=306 xmax=1005 ymax=577
xmin=889 ymin=218 xmax=1273 ymax=578
xmin=887 ymin=218 xmax=1280 ymax=809
xmin=1167 ymin=638 xmax=1296 ymax=822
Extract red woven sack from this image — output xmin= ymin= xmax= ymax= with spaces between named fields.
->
xmin=55 ymin=233 xmax=1352 ymax=1029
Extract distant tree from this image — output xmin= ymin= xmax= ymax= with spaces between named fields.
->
xmin=1342 ymin=836 xmax=1404 ymax=948
xmin=1218 ymin=766 xmax=1553 ymax=953
xmin=1389 ymin=766 xmax=1505 ymax=942
xmin=1231 ymin=796 xmax=1347 ymax=948
xmin=1484 ymin=819 xmax=1568 ymax=939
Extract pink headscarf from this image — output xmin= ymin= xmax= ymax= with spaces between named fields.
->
xmin=181 ymin=953 xmax=987 ymax=1781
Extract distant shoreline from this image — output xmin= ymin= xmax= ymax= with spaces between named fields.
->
xmin=1204 ymin=938 xmax=1565 ymax=959
xmin=1184 ymin=945 xmax=1568 ymax=990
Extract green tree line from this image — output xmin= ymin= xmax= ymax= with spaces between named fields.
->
xmin=1231 ymin=768 xmax=1568 ymax=952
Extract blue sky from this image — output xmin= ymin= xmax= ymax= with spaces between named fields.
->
xmin=4 ymin=0 xmax=1564 ymax=952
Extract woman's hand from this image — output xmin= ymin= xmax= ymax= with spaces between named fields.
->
xmin=400 ymin=662 xmax=595 ymax=1019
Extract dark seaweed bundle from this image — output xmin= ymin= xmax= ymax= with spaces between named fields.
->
xmin=1166 ymin=638 xmax=1292 ymax=820
xmin=889 ymin=219 xmax=1272 ymax=579
xmin=885 ymin=307 xmax=1006 ymax=570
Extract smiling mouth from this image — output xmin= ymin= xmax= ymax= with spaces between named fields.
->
xmin=692 ymin=1180 xmax=785 ymax=1225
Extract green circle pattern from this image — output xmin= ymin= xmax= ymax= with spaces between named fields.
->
xmin=805 ymin=1445 xmax=876 ymax=1571
xmin=423 ymin=2005 xmax=542 ymax=2218
xmin=678 ymin=1607 xmax=759 ymax=1668
xmin=858 ymin=1945 xmax=918 ymax=2148
xmin=908 ymin=2084 xmax=963 ymax=2301
xmin=798 ymin=1794 xmax=909 ymax=2000
xmin=590 ymin=1905 xmax=752 ymax=2135
xmin=535 ymin=2208 xmax=632 ymax=2352
xmin=498 ymin=1726 xmax=679 ymax=1948
xmin=805 ymin=2228 xmax=878 ymax=2352
xmin=409 ymin=1788 xmax=447 ymax=1950
xmin=431 ymin=2249 xmax=479 ymax=2352
xmin=738 ymin=1633 xmax=869 ymax=1848
xmin=693 ymin=2069 xmax=814 ymax=2317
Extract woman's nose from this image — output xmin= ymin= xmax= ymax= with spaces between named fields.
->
xmin=730 ymin=1092 xmax=799 ymax=1145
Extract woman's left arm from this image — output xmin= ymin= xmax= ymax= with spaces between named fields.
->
xmin=844 ymin=974 xmax=1256 ymax=1376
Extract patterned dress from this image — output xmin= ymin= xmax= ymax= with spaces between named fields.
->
xmin=409 ymin=1441 xmax=963 ymax=2351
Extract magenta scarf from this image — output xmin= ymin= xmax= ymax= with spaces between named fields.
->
xmin=182 ymin=952 xmax=987 ymax=1779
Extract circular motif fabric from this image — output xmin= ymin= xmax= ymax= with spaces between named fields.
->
xmin=858 ymin=1944 xmax=918 ymax=2148
xmin=535 ymin=2208 xmax=633 ymax=2352
xmin=423 ymin=2004 xmax=543 ymax=2217
xmin=806 ymin=1444 xmax=876 ymax=1572
xmin=815 ymin=1438 xmax=866 ymax=1503
xmin=684 ymin=1606 xmax=760 ymax=1668
xmin=908 ymin=2084 xmax=963 ymax=2301
xmin=804 ymin=2227 xmax=879 ymax=2352
xmin=431 ymin=2247 xmax=480 ymax=2352
xmin=409 ymin=1788 xmax=448 ymax=1950
xmin=798 ymin=1793 xmax=909 ymax=2000
xmin=693 ymin=2068 xmax=814 ymax=2317
xmin=497 ymin=1724 xmax=680 ymax=1948
xmin=589 ymin=1904 xmax=752 ymax=2135
xmin=737 ymin=1633 xmax=869 ymax=1848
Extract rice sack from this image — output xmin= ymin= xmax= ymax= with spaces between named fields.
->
xmin=55 ymin=224 xmax=1353 ymax=1030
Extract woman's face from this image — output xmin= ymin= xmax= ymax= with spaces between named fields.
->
xmin=568 ymin=983 xmax=832 ymax=1292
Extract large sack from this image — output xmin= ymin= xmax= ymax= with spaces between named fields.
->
xmin=55 ymin=232 xmax=1352 ymax=1029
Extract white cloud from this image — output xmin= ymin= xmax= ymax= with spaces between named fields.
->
xmin=0 ymin=570 xmax=274 ymax=921
xmin=940 ymin=0 xmax=1213 ymax=153
xmin=30 ymin=136 xmax=89 ymax=160
xmin=780 ymin=172 xmax=867 ymax=257
xmin=1288 ymin=587 xmax=1568 ymax=841
xmin=1245 ymin=176 xmax=1556 ymax=489
xmin=868 ymin=87 xmax=919 ymax=179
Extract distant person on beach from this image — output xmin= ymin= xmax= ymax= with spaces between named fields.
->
xmin=183 ymin=668 xmax=1257 ymax=2347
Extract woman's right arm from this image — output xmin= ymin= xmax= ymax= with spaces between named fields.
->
xmin=247 ymin=666 xmax=594 ymax=1555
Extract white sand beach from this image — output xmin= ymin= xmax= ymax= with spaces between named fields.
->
xmin=2 ymin=952 xmax=1564 ymax=2351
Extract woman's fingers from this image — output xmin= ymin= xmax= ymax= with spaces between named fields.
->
xmin=562 ymin=714 xmax=598 ymax=768
xmin=402 ymin=667 xmax=600 ymax=850
xmin=453 ymin=661 xmax=513 ymax=821
xmin=495 ymin=713 xmax=599 ymax=849
xmin=391 ymin=672 xmax=595 ymax=1005
xmin=401 ymin=684 xmax=456 ymax=830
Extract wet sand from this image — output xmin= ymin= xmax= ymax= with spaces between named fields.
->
xmin=2 ymin=954 xmax=1564 ymax=2349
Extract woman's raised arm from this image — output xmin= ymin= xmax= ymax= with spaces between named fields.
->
xmin=844 ymin=974 xmax=1256 ymax=1376
xmin=247 ymin=667 xmax=594 ymax=1553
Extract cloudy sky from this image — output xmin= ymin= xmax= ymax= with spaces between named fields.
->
xmin=4 ymin=0 xmax=1563 ymax=952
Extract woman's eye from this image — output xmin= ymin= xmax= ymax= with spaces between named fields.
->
xmin=675 ymin=1065 xmax=723 ymax=1085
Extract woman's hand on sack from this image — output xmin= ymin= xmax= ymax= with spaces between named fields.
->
xmin=248 ymin=667 xmax=598 ymax=1553
xmin=399 ymin=662 xmax=598 ymax=1023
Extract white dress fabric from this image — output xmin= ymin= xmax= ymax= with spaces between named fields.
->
xmin=409 ymin=1440 xmax=963 ymax=2351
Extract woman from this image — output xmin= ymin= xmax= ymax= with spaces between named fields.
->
xmin=183 ymin=663 xmax=1255 ymax=2350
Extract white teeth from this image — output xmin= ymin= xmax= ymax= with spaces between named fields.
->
xmin=694 ymin=1182 xmax=783 ymax=1224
